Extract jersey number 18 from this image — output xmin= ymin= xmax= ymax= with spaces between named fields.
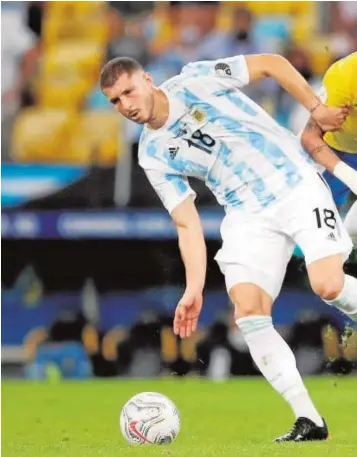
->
xmin=185 ymin=129 xmax=215 ymax=154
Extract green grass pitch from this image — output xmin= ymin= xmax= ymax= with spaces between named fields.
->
xmin=2 ymin=376 xmax=356 ymax=457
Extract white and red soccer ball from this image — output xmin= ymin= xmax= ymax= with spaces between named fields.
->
xmin=120 ymin=392 xmax=180 ymax=445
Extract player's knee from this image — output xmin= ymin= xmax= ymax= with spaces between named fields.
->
xmin=229 ymin=284 xmax=270 ymax=318
xmin=233 ymin=302 xmax=264 ymax=318
xmin=311 ymin=278 xmax=344 ymax=301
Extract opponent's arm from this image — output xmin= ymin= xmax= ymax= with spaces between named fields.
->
xmin=171 ymin=196 xmax=206 ymax=339
xmin=245 ymin=54 xmax=349 ymax=131
xmin=301 ymin=116 xmax=357 ymax=195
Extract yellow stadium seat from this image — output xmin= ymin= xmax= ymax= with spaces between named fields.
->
xmin=44 ymin=2 xmax=108 ymax=47
xmin=69 ymin=111 xmax=125 ymax=165
xmin=12 ymin=109 xmax=125 ymax=164
xmin=41 ymin=41 xmax=103 ymax=85
xmin=38 ymin=74 xmax=92 ymax=111
xmin=44 ymin=16 xmax=108 ymax=48
xmin=12 ymin=108 xmax=77 ymax=163
xmin=47 ymin=1 xmax=106 ymax=19
xmin=246 ymin=1 xmax=313 ymax=15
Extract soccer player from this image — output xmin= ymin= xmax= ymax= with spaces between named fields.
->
xmin=301 ymin=52 xmax=357 ymax=242
xmin=100 ymin=54 xmax=356 ymax=442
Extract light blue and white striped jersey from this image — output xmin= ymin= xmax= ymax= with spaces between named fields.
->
xmin=138 ymin=55 xmax=316 ymax=214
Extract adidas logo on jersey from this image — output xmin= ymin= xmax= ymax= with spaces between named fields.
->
xmin=327 ymin=232 xmax=337 ymax=241
xmin=169 ymin=147 xmax=179 ymax=159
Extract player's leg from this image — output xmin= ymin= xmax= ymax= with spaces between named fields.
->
xmin=215 ymin=213 xmax=326 ymax=440
xmin=229 ymin=281 xmax=324 ymax=428
xmin=307 ymin=254 xmax=357 ymax=322
xmin=289 ymin=174 xmax=356 ymax=322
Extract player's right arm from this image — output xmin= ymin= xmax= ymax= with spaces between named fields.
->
xmin=171 ymin=196 xmax=206 ymax=339
xmin=143 ymin=167 xmax=206 ymax=339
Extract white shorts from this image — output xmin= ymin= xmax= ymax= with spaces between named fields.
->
xmin=215 ymin=173 xmax=353 ymax=301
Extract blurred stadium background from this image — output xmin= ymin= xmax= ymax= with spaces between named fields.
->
xmin=2 ymin=0 xmax=357 ymax=381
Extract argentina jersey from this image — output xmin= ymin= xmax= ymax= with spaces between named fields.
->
xmin=138 ymin=55 xmax=317 ymax=214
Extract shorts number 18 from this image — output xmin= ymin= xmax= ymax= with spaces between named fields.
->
xmin=313 ymin=207 xmax=337 ymax=230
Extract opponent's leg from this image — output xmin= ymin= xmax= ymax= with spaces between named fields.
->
xmin=308 ymin=254 xmax=357 ymax=322
xmin=230 ymin=282 xmax=325 ymax=430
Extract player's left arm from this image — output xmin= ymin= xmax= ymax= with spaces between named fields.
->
xmin=301 ymin=116 xmax=357 ymax=195
xmin=245 ymin=54 xmax=349 ymax=132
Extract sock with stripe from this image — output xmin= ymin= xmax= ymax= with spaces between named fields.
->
xmin=237 ymin=315 xmax=323 ymax=426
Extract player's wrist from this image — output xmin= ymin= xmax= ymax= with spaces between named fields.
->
xmin=333 ymin=161 xmax=357 ymax=195
xmin=185 ymin=282 xmax=204 ymax=295
xmin=310 ymin=100 xmax=323 ymax=115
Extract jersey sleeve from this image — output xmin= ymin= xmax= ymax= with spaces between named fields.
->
xmin=181 ymin=55 xmax=250 ymax=88
xmin=322 ymin=62 xmax=354 ymax=107
xmin=144 ymin=169 xmax=196 ymax=214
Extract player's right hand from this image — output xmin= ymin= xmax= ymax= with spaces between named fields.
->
xmin=173 ymin=289 xmax=203 ymax=339
xmin=312 ymin=104 xmax=350 ymax=132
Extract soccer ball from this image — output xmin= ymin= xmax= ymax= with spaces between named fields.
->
xmin=120 ymin=392 xmax=180 ymax=445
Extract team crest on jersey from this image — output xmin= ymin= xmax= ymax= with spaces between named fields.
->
xmin=190 ymin=108 xmax=206 ymax=124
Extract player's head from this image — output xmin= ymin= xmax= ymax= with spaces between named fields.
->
xmin=100 ymin=57 xmax=154 ymax=124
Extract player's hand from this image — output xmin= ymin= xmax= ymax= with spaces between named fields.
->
xmin=312 ymin=104 xmax=350 ymax=132
xmin=173 ymin=289 xmax=203 ymax=339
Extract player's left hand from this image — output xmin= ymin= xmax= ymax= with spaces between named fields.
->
xmin=173 ymin=289 xmax=203 ymax=339
xmin=312 ymin=104 xmax=350 ymax=132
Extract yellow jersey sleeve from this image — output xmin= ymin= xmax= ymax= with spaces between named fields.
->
xmin=322 ymin=52 xmax=357 ymax=154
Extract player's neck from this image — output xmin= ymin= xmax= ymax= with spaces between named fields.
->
xmin=147 ymin=88 xmax=169 ymax=130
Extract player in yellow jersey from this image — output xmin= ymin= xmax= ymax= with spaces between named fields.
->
xmin=301 ymin=52 xmax=357 ymax=241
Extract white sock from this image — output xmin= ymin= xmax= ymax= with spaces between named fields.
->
xmin=344 ymin=201 xmax=357 ymax=239
xmin=237 ymin=315 xmax=323 ymax=426
xmin=324 ymin=275 xmax=357 ymax=322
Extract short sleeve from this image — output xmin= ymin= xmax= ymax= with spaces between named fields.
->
xmin=181 ymin=55 xmax=249 ymax=88
xmin=144 ymin=169 xmax=196 ymax=214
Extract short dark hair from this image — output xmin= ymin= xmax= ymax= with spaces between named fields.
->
xmin=100 ymin=57 xmax=143 ymax=90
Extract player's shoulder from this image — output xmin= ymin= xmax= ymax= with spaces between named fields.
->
xmin=159 ymin=68 xmax=207 ymax=97
xmin=159 ymin=56 xmax=238 ymax=94
xmin=160 ymin=73 xmax=187 ymax=95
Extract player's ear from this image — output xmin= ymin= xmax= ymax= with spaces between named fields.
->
xmin=144 ymin=72 xmax=153 ymax=87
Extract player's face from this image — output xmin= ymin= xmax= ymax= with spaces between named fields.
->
xmin=103 ymin=71 xmax=154 ymax=124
